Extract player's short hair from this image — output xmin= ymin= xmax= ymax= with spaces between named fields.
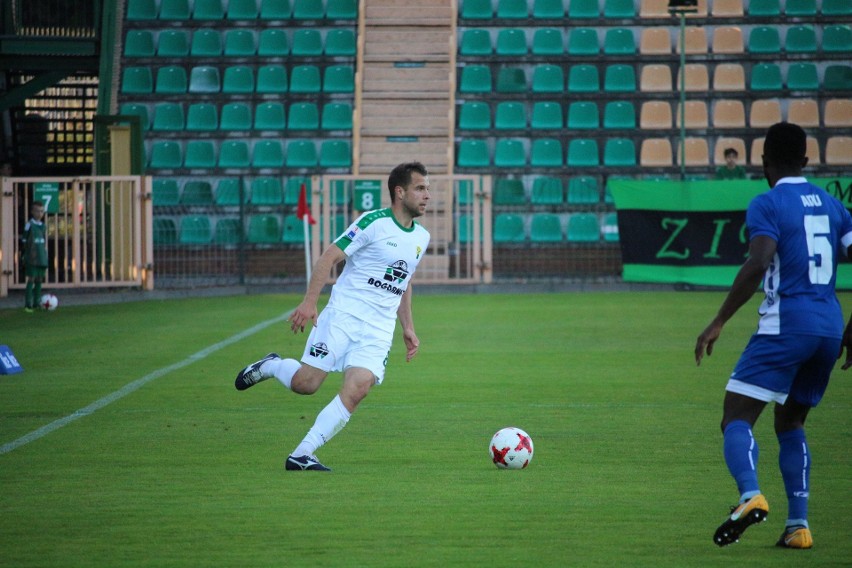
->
xmin=388 ymin=162 xmax=428 ymax=202
xmin=763 ymin=122 xmax=807 ymax=167
xmin=723 ymin=147 xmax=738 ymax=158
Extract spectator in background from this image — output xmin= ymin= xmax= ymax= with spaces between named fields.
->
xmin=21 ymin=201 xmax=48 ymax=312
xmin=0 ymin=161 xmax=13 ymax=178
xmin=716 ymin=148 xmax=747 ymax=180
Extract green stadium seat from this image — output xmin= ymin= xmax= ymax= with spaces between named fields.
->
xmin=152 ymin=179 xmax=180 ymax=206
xmin=493 ymin=214 xmax=525 ymax=243
xmin=604 ymin=64 xmax=636 ymax=92
xmin=292 ymin=29 xmax=323 ymax=56
xmin=180 ymin=181 xmax=214 ymax=205
xmin=320 ymin=140 xmax=352 ymax=168
xmin=750 ymin=63 xmax=783 ymax=90
xmin=532 ymin=64 xmax=563 ymax=92
xmin=458 ymin=101 xmax=491 ymax=130
xmin=497 ymin=0 xmax=528 ymax=18
xmin=748 ymin=26 xmax=781 ymax=53
xmin=192 ymin=0 xmax=224 ymax=19
xmin=532 ymin=28 xmax=564 ymax=55
xmin=190 ymin=29 xmax=222 ymax=56
xmin=603 ymin=101 xmax=636 ymax=129
xmin=149 ymin=141 xmax=182 ymax=169
xmin=533 ymin=0 xmax=564 ymax=17
xmin=530 ymin=213 xmax=563 ymax=243
xmin=786 ymin=63 xmax=819 ymax=90
xmin=220 ymin=103 xmax=252 ymax=130
xmin=125 ymin=30 xmax=155 ymax=57
xmin=251 ymin=178 xmax=283 ymax=205
xmin=567 ymin=101 xmax=599 ymax=129
xmin=282 ymin=214 xmax=306 ymax=244
xmin=258 ymin=29 xmax=289 ymax=56
xmin=159 ymin=0 xmax=190 ymax=20
xmin=604 ymin=138 xmax=636 ymax=166
xmin=284 ymin=177 xmax=312 ymax=205
xmin=257 ymin=65 xmax=288 ymax=93
xmin=568 ymin=65 xmax=600 ymax=92
xmin=248 ymin=215 xmax=281 ymax=244
xmin=604 ymin=28 xmax=636 ymax=55
xmin=785 ymin=0 xmax=816 ymax=15
xmin=530 ymin=101 xmax=563 ymax=129
xmin=495 ymin=67 xmax=527 ymax=93
xmin=331 ymin=180 xmax=351 ymax=204
xmin=214 ymin=218 xmax=242 ymax=245
xmin=460 ymin=29 xmax=492 ymax=55
xmin=157 ymin=30 xmax=190 ymax=56
xmin=152 ymin=103 xmax=185 ymax=131
xmin=325 ymin=29 xmax=356 ymax=56
xmin=569 ymin=0 xmax=600 ymax=18
xmin=119 ymin=103 xmax=150 ymax=130
xmin=824 ymin=25 xmax=852 ymax=53
xmin=222 ymin=66 xmax=254 ymax=94
xmin=748 ymin=0 xmax=780 ymax=15
xmin=494 ymin=139 xmax=526 ymax=167
xmin=156 ymin=65 xmax=187 ymax=93
xmin=186 ymin=103 xmax=218 ymax=131
xmin=321 ymin=102 xmax=352 ymax=130
xmin=218 ymin=141 xmax=250 ymax=168
xmin=496 ymin=29 xmax=528 ymax=55
xmin=493 ymin=178 xmax=526 ymax=204
xmin=567 ymin=176 xmax=599 ymax=204
xmin=785 ymin=25 xmax=817 ymax=54
xmin=187 ymin=66 xmax=219 ymax=93
xmin=184 ymin=141 xmax=216 ymax=168
xmin=602 ymin=213 xmax=619 ymax=242
xmin=495 ymin=101 xmax=526 ymax=129
xmin=531 ymin=138 xmax=563 ymax=167
xmin=567 ymin=213 xmax=600 ymax=242
xmin=823 ymin=0 xmax=852 ymax=15
xmin=255 ymin=102 xmax=286 ymax=130
xmin=459 ymin=65 xmax=492 ymax=93
xmin=456 ymin=180 xmax=474 ymax=206
xmin=286 ymin=140 xmax=319 ymax=167
xmin=323 ymin=65 xmax=354 ymax=93
xmin=127 ymin=0 xmax=157 ymax=20
xmin=824 ymin=65 xmax=852 ymax=90
xmin=461 ymin=0 xmax=493 ymax=18
xmin=179 ymin=216 xmax=212 ymax=244
xmin=215 ymin=179 xmax=247 ymax=205
xmin=568 ymin=28 xmax=599 ymax=55
xmin=153 ymin=218 xmax=178 ymax=244
xmin=121 ymin=66 xmax=153 ymax=93
xmin=530 ymin=177 xmax=564 ymax=204
xmin=327 ymin=0 xmax=357 ymax=19
xmin=604 ymin=0 xmax=636 ymax=18
xmin=253 ymin=141 xmax=285 ymax=168
xmin=227 ymin=0 xmax=258 ymax=19
xmin=293 ymin=0 xmax=324 ymax=19
xmin=567 ymin=139 xmax=600 ymax=166
xmin=458 ymin=214 xmax=475 ymax=244
xmin=261 ymin=0 xmax=292 ymax=19
xmin=224 ymin=29 xmax=256 ymax=56
xmin=457 ymin=139 xmax=490 ymax=167
xmin=288 ymin=102 xmax=320 ymax=130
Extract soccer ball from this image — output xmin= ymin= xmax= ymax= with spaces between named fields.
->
xmin=40 ymin=293 xmax=58 ymax=311
xmin=489 ymin=427 xmax=534 ymax=469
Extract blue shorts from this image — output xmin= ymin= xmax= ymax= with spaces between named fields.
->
xmin=727 ymin=333 xmax=839 ymax=406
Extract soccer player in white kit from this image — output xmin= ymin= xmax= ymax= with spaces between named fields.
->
xmin=234 ymin=162 xmax=431 ymax=471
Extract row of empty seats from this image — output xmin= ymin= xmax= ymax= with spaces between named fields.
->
xmin=122 ymin=101 xmax=352 ymax=131
xmin=121 ymin=64 xmax=354 ymax=94
xmin=458 ymin=25 xmax=852 ymax=56
xmin=127 ymin=0 xmax=357 ymax=21
xmin=152 ymin=176 xmax=323 ymax=207
xmin=147 ymin=138 xmax=352 ymax=169
xmin=457 ymin=98 xmax=852 ymax=130
xmin=459 ymin=0 xmax=852 ymax=19
xmin=639 ymin=135 xmax=852 ymax=166
xmin=476 ymin=176 xmax=612 ymax=205
xmin=484 ymin=212 xmax=618 ymax=244
xmin=125 ymin=28 xmax=356 ymax=58
xmin=154 ymin=213 xmax=347 ymax=246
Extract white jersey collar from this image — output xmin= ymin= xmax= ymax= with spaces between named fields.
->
xmin=773 ymin=176 xmax=807 ymax=188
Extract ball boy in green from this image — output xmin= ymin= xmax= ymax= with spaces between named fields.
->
xmin=22 ymin=201 xmax=48 ymax=312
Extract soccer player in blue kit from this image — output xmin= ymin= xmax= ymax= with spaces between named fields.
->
xmin=695 ymin=122 xmax=852 ymax=549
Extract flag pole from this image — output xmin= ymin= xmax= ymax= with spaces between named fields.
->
xmin=297 ymin=182 xmax=315 ymax=287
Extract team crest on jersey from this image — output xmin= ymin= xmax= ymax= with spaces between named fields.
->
xmin=309 ymin=342 xmax=330 ymax=359
xmin=384 ymin=260 xmax=409 ymax=284
xmin=416 ymin=246 xmax=422 ymax=259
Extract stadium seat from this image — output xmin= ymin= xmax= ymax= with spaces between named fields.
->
xmin=457 ymin=139 xmax=490 ymax=167
xmin=187 ymin=66 xmax=219 ymax=93
xmin=494 ymin=139 xmax=526 ymax=167
xmin=193 ymin=0 xmax=224 ymax=19
xmin=712 ymin=63 xmax=745 ymax=91
xmin=568 ymin=65 xmax=600 ymax=93
xmin=224 ymin=29 xmax=256 ymax=56
xmin=749 ymin=100 xmax=782 ymax=128
xmin=569 ymin=0 xmax=599 ymax=18
xmin=152 ymin=103 xmax=185 ymax=131
xmin=787 ymin=99 xmax=820 ymax=127
xmin=214 ymin=218 xmax=242 ymax=245
xmin=325 ymin=29 xmax=356 ymax=56
xmin=253 ymin=141 xmax=285 ymax=168
xmin=604 ymin=64 xmax=636 ymax=92
xmin=567 ymin=101 xmax=600 ymax=129
xmin=292 ymin=29 xmax=323 ymax=56
xmin=567 ymin=139 xmax=600 ymax=166
xmin=284 ymin=177 xmax=312 ymax=205
xmin=603 ymin=101 xmax=636 ymax=129
xmin=281 ymin=215 xmax=306 ymax=244
xmin=531 ymin=177 xmax=564 ymax=204
xmin=215 ymin=178 xmax=246 ymax=205
xmin=712 ymin=0 xmax=743 ymax=16
xmin=251 ymin=177 xmax=283 ymax=205
xmin=676 ymin=63 xmax=709 ymax=92
xmin=532 ymin=29 xmax=564 ymax=55
xmin=533 ymin=0 xmax=564 ymax=17
xmin=286 ymin=140 xmax=318 ymax=167
xmin=248 ymin=215 xmax=281 ymax=244
xmin=824 ymin=0 xmax=852 ymax=15
xmin=786 ymin=0 xmax=816 ymax=15
xmin=750 ymin=63 xmax=782 ymax=91
xmin=184 ymin=141 xmax=216 ymax=168
xmin=157 ymin=30 xmax=190 ymax=56
xmin=677 ymin=27 xmax=707 ymax=54
xmin=712 ymin=26 xmax=744 ymax=54
xmin=293 ymin=0 xmax=323 ymax=19
xmin=712 ymin=100 xmax=746 ymax=128
xmin=120 ymin=103 xmax=150 ymax=130
xmin=180 ymin=181 xmax=214 ymax=205
xmin=458 ymin=102 xmax=491 ymax=130
xmin=290 ymin=65 xmax=321 ymax=93
xmin=676 ymin=100 xmax=709 ymax=128
xmin=219 ymin=103 xmax=252 ymax=130
xmin=459 ymin=65 xmax=492 ymax=93
xmin=640 ymin=28 xmax=671 ymax=54
xmin=749 ymin=138 xmax=765 ymax=166
xmin=530 ymin=214 xmax=563 ymax=243
xmin=227 ymin=0 xmax=257 ymax=18
xmin=159 ymin=0 xmax=190 ymax=20
xmin=568 ymin=28 xmax=599 ymax=55
xmin=824 ymin=65 xmax=852 ymax=91
xmin=567 ymin=214 xmax=600 ymax=243
xmin=748 ymin=0 xmax=780 ymax=15
xmin=288 ymin=102 xmax=320 ymax=130
xmin=497 ymin=0 xmax=528 ymax=18
xmin=806 ymin=137 xmax=821 ymax=165
xmin=530 ymin=102 xmax=563 ymax=129
xmin=496 ymin=67 xmax=526 ymax=93
xmin=567 ymin=176 xmax=599 ymax=204
xmin=826 ymin=137 xmax=852 ymax=165
xmin=748 ymin=26 xmax=781 ymax=53
xmin=496 ymin=28 xmax=528 ymax=55
xmin=640 ymin=138 xmax=673 ymax=166
xmin=493 ymin=214 xmax=525 ymax=243
xmin=179 ymin=216 xmax=212 ymax=245
xmin=603 ymin=138 xmax=636 ymax=166
xmin=680 ymin=138 xmax=710 ymax=167
xmin=125 ymin=30 xmax=155 ymax=57
xmin=127 ymin=0 xmax=157 ymax=20
xmin=149 ymin=141 xmax=182 ymax=169
xmin=327 ymin=0 xmax=357 ymax=19
xmin=640 ymin=101 xmax=672 ymax=129
xmin=604 ymin=0 xmax=636 ymax=18
xmin=640 ymin=64 xmax=672 ymax=92
xmin=156 ymin=65 xmax=187 ymax=93
xmin=456 ymin=180 xmax=474 ymax=206
xmin=785 ymin=25 xmax=817 ymax=54
xmin=186 ymin=103 xmax=218 ymax=131
xmin=531 ymin=138 xmax=563 ymax=167
xmin=825 ymin=99 xmax=852 ymax=128
xmin=255 ymin=102 xmax=287 ymax=130
xmin=153 ymin=218 xmax=178 ymax=244
xmin=190 ymin=29 xmax=223 ymax=56
xmin=218 ymin=141 xmax=250 ymax=168
xmin=320 ymin=140 xmax=352 ymax=168
xmin=601 ymin=213 xmax=619 ymax=242
xmin=458 ymin=214 xmax=475 ymax=244
xmin=823 ymin=25 xmax=852 ymax=53
xmin=324 ymin=65 xmax=354 ymax=93
xmin=257 ymin=29 xmax=289 ymax=56
xmin=222 ymin=66 xmax=254 ymax=94
xmin=604 ymin=28 xmax=636 ymax=55
xmin=460 ymin=29 xmax=492 ymax=55
xmin=121 ymin=66 xmax=153 ymax=93
xmin=152 ymin=179 xmax=180 ymax=206
xmin=461 ymin=0 xmax=493 ymax=19
xmin=493 ymin=178 xmax=526 ymax=205
xmin=495 ymin=101 xmax=526 ymax=129
xmin=640 ymin=0 xmax=669 ymax=17
xmin=532 ymin=64 xmax=564 ymax=93
xmin=257 ymin=65 xmax=288 ymax=93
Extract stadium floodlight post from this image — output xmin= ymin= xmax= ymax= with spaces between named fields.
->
xmin=668 ymin=0 xmax=698 ymax=180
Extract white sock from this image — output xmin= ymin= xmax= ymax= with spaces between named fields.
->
xmin=293 ymin=395 xmax=351 ymax=457
xmin=261 ymin=358 xmax=301 ymax=390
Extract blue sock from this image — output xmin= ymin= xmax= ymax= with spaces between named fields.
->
xmin=723 ymin=420 xmax=760 ymax=499
xmin=778 ymin=428 xmax=810 ymax=523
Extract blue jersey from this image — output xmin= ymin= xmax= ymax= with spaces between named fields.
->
xmin=747 ymin=177 xmax=852 ymax=337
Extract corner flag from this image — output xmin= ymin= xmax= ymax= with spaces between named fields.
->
xmin=297 ymin=183 xmax=316 ymax=285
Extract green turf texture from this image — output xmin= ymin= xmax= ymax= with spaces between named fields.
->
xmin=0 ymin=292 xmax=849 ymax=567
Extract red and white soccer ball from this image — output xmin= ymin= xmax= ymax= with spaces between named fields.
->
xmin=40 ymin=293 xmax=58 ymax=311
xmin=490 ymin=427 xmax=534 ymax=470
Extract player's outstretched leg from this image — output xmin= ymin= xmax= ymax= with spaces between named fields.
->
xmin=713 ymin=494 xmax=769 ymax=546
xmin=776 ymin=525 xmax=813 ymax=549
xmin=234 ymin=353 xmax=280 ymax=390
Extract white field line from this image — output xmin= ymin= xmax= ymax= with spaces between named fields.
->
xmin=0 ymin=311 xmax=292 ymax=456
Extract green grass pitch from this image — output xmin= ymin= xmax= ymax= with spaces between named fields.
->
xmin=0 ymin=292 xmax=850 ymax=567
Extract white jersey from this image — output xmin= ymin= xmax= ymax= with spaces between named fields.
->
xmin=328 ymin=208 xmax=430 ymax=334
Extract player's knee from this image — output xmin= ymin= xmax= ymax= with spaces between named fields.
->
xmin=291 ymin=369 xmax=325 ymax=395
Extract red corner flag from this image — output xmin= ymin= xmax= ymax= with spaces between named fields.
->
xmin=297 ymin=183 xmax=316 ymax=225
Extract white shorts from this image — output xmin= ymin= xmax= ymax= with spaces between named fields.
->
xmin=300 ymin=307 xmax=392 ymax=384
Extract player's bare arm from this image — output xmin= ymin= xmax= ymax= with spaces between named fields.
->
xmin=290 ymin=245 xmax=347 ymax=333
xmin=695 ymin=235 xmax=777 ymax=365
